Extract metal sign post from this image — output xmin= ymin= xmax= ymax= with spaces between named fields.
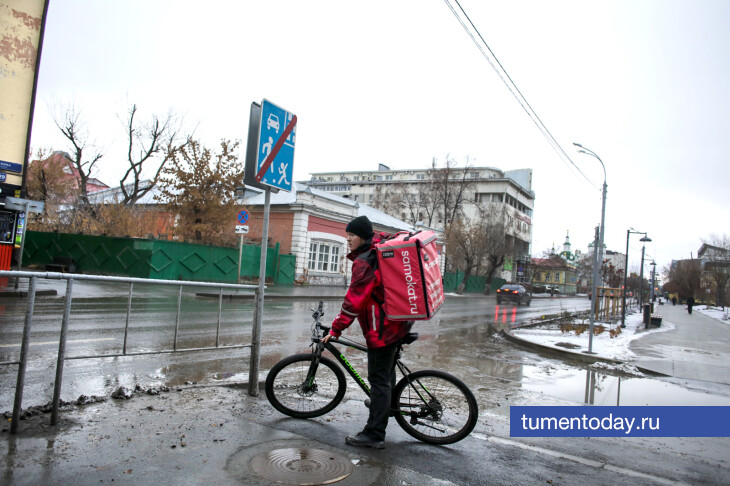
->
xmin=244 ymin=99 xmax=295 ymax=396
xmin=235 ymin=209 xmax=250 ymax=283
xmin=248 ymin=189 xmax=270 ymax=396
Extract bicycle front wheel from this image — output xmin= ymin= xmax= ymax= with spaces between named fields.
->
xmin=265 ymin=353 xmax=346 ymax=419
xmin=393 ymin=369 xmax=478 ymax=445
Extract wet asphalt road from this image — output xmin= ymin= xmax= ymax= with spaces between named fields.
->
xmin=0 ymin=281 xmax=592 ymax=411
xmin=2 ymin=283 xmax=729 ymax=414
xmin=3 ymin=282 xmax=730 ymax=485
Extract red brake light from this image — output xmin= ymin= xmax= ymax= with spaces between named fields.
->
xmin=512 ymin=290 xmax=518 ymax=294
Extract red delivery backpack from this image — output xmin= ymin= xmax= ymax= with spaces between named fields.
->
xmin=375 ymin=230 xmax=445 ymax=320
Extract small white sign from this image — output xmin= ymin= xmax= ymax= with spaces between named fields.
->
xmin=236 ymin=225 xmax=249 ymax=234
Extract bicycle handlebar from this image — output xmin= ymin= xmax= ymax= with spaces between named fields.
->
xmin=312 ymin=301 xmax=324 ymax=321
xmin=310 ymin=301 xmax=331 ymax=339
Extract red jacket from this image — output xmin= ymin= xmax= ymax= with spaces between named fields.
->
xmin=329 ymin=233 xmax=412 ymax=348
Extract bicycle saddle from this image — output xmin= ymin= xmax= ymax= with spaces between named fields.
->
xmin=402 ymin=332 xmax=419 ymax=345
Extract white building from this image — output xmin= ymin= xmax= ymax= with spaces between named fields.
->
xmin=305 ymin=164 xmax=534 ymax=282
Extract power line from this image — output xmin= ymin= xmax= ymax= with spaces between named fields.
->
xmin=444 ymin=0 xmax=600 ymax=190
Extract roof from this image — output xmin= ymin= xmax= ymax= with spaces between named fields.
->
xmin=531 ymin=257 xmax=572 ymax=269
xmin=87 ymin=180 xmax=163 ymax=205
xmin=242 ymin=182 xmax=414 ymax=232
xmin=698 ymin=243 xmax=730 ymax=259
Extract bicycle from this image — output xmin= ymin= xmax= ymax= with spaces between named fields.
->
xmin=265 ymin=302 xmax=478 ymax=445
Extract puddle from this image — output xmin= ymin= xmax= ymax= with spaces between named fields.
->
xmin=520 ymin=365 xmax=730 ymax=406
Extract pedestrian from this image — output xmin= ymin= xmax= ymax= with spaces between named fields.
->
xmin=672 ymin=296 xmax=677 ymax=306
xmin=687 ymin=296 xmax=695 ymax=315
xmin=322 ymin=215 xmax=412 ymax=449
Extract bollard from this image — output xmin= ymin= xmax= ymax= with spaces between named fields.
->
xmin=643 ymin=304 xmax=651 ymax=329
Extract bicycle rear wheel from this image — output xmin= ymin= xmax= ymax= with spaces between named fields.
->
xmin=265 ymin=353 xmax=346 ymax=419
xmin=393 ymin=369 xmax=478 ymax=445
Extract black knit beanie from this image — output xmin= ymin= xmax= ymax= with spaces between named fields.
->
xmin=346 ymin=216 xmax=374 ymax=239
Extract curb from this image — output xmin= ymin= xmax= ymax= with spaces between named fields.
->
xmin=501 ymin=329 xmax=670 ymax=376
xmin=501 ymin=329 xmax=623 ymax=365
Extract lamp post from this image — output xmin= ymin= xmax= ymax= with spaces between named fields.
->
xmin=574 ymin=143 xmax=606 ymax=354
xmin=650 ymin=261 xmax=657 ymax=303
xmin=639 ymin=243 xmax=647 ymax=307
xmin=621 ymin=230 xmax=651 ymax=328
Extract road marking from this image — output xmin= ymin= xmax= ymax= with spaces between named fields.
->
xmin=479 ymin=436 xmax=686 ymax=485
xmin=0 ymin=337 xmax=117 ymax=348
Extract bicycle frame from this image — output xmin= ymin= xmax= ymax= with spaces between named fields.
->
xmin=269 ymin=303 xmax=478 ymax=444
xmin=309 ymin=332 xmax=414 ymax=399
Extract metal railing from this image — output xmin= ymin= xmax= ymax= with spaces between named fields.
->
xmin=0 ymin=270 xmax=261 ymax=434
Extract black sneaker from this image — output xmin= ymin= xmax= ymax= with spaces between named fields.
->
xmin=345 ymin=433 xmax=385 ymax=449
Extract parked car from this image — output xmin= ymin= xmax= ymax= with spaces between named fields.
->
xmin=496 ymin=284 xmax=532 ymax=306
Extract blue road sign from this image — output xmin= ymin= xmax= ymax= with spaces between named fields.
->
xmin=255 ymin=99 xmax=296 ymax=192
xmin=0 ymin=160 xmax=23 ymax=173
xmin=237 ymin=209 xmax=250 ymax=225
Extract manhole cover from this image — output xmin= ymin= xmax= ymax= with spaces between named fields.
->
xmin=249 ymin=447 xmax=353 ymax=485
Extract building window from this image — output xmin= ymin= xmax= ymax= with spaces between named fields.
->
xmin=386 ymin=174 xmax=393 ymax=180
xmin=308 ymin=242 xmax=341 ymax=273
xmin=416 ymin=174 xmax=425 ymax=180
xmin=555 ymin=272 xmax=560 ymax=281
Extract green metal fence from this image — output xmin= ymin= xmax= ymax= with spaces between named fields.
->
xmin=443 ymin=272 xmax=506 ymax=294
xmin=23 ymin=231 xmax=295 ymax=285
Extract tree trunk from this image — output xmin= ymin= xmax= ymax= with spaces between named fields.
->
xmin=483 ymin=257 xmax=502 ymax=295
xmin=457 ymin=269 xmax=472 ymax=295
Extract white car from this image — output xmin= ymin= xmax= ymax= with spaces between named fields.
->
xmin=267 ymin=114 xmax=280 ymax=132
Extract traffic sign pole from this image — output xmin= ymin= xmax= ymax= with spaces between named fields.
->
xmin=237 ymin=234 xmax=244 ymax=284
xmin=248 ymin=189 xmax=270 ymax=396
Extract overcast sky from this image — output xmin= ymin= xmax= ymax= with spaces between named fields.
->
xmin=30 ymin=0 xmax=730 ymax=276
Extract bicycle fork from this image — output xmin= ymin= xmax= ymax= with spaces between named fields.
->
xmin=303 ymin=343 xmax=325 ymax=392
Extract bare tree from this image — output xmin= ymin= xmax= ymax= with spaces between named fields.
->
xmin=601 ymin=259 xmax=625 ymax=288
xmin=666 ymin=259 xmax=702 ymax=301
xmin=430 ymin=156 xmax=476 ymax=227
xmin=371 ymin=180 xmax=440 ymax=227
xmin=478 ymin=205 xmax=515 ymax=294
xmin=119 ymin=104 xmax=192 ymax=205
xmin=53 ymin=104 xmax=104 ymax=208
xmin=445 ymin=218 xmax=488 ymax=294
xmin=444 ymin=205 xmax=515 ymax=295
xmin=371 ymin=183 xmax=404 ymax=218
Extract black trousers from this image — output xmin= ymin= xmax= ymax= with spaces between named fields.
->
xmin=362 ymin=341 xmax=398 ymax=441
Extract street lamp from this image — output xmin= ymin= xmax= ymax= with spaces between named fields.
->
xmin=650 ymin=261 xmax=657 ymax=303
xmin=574 ymin=143 xmax=607 ymax=354
xmin=621 ymin=230 xmax=651 ymax=328
xmin=639 ymin=240 xmax=649 ymax=307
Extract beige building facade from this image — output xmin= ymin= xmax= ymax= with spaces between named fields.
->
xmin=305 ymin=165 xmax=534 ymax=283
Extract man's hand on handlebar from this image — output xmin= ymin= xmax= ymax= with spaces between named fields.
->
xmin=322 ymin=333 xmax=333 ymax=344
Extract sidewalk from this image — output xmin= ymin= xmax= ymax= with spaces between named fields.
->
xmin=1 ymin=385 xmax=451 ymax=486
xmin=504 ymin=303 xmax=730 ymax=385
xmin=630 ymin=303 xmax=730 ymax=384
